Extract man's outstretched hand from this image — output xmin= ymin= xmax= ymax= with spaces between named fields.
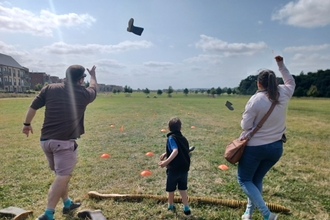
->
xmin=87 ymin=65 xmax=96 ymax=76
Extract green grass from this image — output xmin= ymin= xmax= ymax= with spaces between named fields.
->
xmin=0 ymin=93 xmax=329 ymax=219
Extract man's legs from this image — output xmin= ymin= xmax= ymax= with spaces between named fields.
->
xmin=47 ymin=175 xmax=71 ymax=209
xmin=61 ymin=178 xmax=69 ymax=202
xmin=39 ymin=140 xmax=78 ymax=219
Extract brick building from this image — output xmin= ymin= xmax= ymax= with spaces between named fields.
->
xmin=0 ymin=53 xmax=30 ymax=92
xmin=1 ymin=53 xmax=123 ymax=92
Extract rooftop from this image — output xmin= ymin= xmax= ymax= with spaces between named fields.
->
xmin=0 ymin=53 xmax=23 ymax=69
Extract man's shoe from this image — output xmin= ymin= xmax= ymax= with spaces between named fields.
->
xmin=62 ymin=202 xmax=81 ymax=214
xmin=36 ymin=214 xmax=54 ymax=220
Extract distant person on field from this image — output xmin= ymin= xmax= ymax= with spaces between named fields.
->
xmin=22 ymin=65 xmax=98 ymax=220
xmin=238 ymin=56 xmax=295 ymax=220
xmin=159 ymin=117 xmax=191 ymax=216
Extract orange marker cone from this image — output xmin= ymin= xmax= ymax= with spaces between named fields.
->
xmin=218 ymin=164 xmax=228 ymax=170
xmin=140 ymin=170 xmax=152 ymax=176
xmin=120 ymin=125 xmax=124 ymax=132
xmin=191 ymin=125 xmax=196 ymax=129
xmin=145 ymin=152 xmax=154 ymax=156
xmin=101 ymin=153 xmax=110 ymax=158
xmin=161 ymin=129 xmax=166 ymax=132
xmin=110 ymin=124 xmax=115 ymax=128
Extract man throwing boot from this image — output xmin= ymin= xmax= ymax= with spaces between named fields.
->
xmin=22 ymin=65 xmax=98 ymax=220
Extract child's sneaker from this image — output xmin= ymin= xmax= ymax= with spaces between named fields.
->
xmin=183 ymin=209 xmax=191 ymax=216
xmin=168 ymin=205 xmax=176 ymax=212
xmin=265 ymin=212 xmax=278 ymax=220
xmin=242 ymin=213 xmax=252 ymax=220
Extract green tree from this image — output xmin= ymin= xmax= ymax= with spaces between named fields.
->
xmin=143 ymin=88 xmax=150 ymax=96
xmin=238 ymin=75 xmax=258 ymax=95
xmin=112 ymin=89 xmax=117 ymax=94
xmin=183 ymin=88 xmax=189 ymax=96
xmin=167 ymin=86 xmax=174 ymax=97
xmin=307 ymin=85 xmax=319 ymax=97
xmin=35 ymin=83 xmax=43 ymax=91
xmin=128 ymin=87 xmax=133 ymax=94
xmin=216 ymin=87 xmax=222 ymax=96
xmin=210 ymin=87 xmax=216 ymax=98
xmin=124 ymin=85 xmax=133 ymax=97
xmin=227 ymin=88 xmax=232 ymax=95
xmin=294 ymin=87 xmax=305 ymax=97
xmin=157 ymin=89 xmax=163 ymax=95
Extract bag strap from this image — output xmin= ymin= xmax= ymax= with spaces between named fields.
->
xmin=248 ymin=100 xmax=277 ymax=139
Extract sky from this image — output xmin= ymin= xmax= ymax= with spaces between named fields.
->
xmin=1 ymin=0 xmax=330 ymax=90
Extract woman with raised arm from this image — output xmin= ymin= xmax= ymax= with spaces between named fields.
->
xmin=238 ymin=56 xmax=295 ymax=220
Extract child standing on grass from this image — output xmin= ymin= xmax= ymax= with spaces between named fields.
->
xmin=158 ymin=117 xmax=191 ymax=216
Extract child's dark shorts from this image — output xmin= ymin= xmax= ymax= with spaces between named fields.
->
xmin=166 ymin=169 xmax=188 ymax=192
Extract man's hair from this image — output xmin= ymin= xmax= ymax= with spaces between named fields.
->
xmin=168 ymin=117 xmax=181 ymax=131
xmin=66 ymin=65 xmax=86 ymax=84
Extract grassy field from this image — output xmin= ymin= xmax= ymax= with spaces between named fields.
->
xmin=0 ymin=92 xmax=329 ymax=220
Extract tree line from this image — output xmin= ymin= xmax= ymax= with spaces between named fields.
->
xmin=102 ymin=69 xmax=330 ymax=98
xmin=238 ymin=69 xmax=330 ymax=97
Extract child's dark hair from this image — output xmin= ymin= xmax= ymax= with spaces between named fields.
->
xmin=257 ymin=69 xmax=279 ymax=103
xmin=168 ymin=117 xmax=181 ymax=131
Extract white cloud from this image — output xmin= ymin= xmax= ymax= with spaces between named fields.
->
xmin=143 ymin=61 xmax=174 ymax=67
xmin=272 ymin=0 xmax=330 ymax=28
xmin=35 ymin=41 xmax=153 ymax=54
xmin=0 ymin=5 xmax=96 ymax=36
xmin=284 ymin=44 xmax=329 ymax=53
xmin=28 ymin=61 xmax=67 ymax=74
xmin=184 ymin=54 xmax=223 ymax=64
xmin=0 ymin=41 xmax=30 ymax=61
xmin=95 ymin=59 xmax=126 ymax=69
xmin=195 ymin=35 xmax=267 ymax=56
xmin=0 ymin=40 xmax=17 ymax=52
xmin=290 ymin=53 xmax=330 ymax=73
xmin=292 ymin=53 xmax=330 ymax=62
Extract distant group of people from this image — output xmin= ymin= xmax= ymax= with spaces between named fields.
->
xmin=22 ymin=55 xmax=295 ymax=220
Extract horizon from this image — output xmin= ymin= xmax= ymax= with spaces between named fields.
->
xmin=1 ymin=0 xmax=329 ymax=90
